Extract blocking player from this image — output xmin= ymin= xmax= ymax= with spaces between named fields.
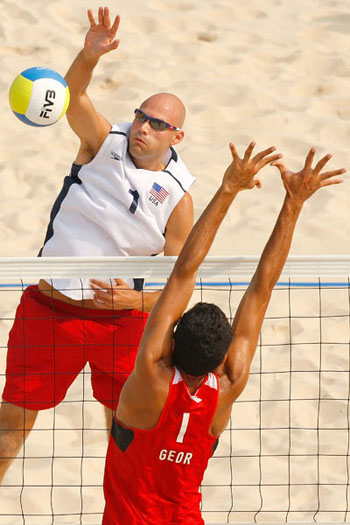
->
xmin=102 ymin=143 xmax=345 ymax=524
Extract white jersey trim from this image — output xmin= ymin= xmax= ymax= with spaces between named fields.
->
xmin=205 ymin=373 xmax=218 ymax=390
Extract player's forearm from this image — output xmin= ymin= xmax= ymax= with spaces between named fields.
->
xmin=253 ymin=194 xmax=303 ymax=291
xmin=65 ymin=49 xmax=99 ymax=103
xmin=174 ymin=184 xmax=239 ymax=280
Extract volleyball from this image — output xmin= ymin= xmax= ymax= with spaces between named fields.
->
xmin=9 ymin=67 xmax=70 ymax=127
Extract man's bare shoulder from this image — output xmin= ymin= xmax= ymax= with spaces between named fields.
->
xmin=116 ymin=361 xmax=174 ymax=430
xmin=209 ymin=366 xmax=250 ymax=437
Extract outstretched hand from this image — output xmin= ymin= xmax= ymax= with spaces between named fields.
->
xmin=272 ymin=148 xmax=346 ymax=204
xmin=85 ymin=7 xmax=120 ymax=57
xmin=222 ymin=142 xmax=282 ymax=192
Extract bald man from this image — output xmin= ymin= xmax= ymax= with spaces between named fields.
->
xmin=0 ymin=7 xmax=195 ymax=483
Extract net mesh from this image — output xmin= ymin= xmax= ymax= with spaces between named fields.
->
xmin=0 ymin=256 xmax=349 ymax=525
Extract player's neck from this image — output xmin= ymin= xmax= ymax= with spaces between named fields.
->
xmin=130 ymin=153 xmax=165 ymax=172
xmin=183 ymin=373 xmax=206 ymax=395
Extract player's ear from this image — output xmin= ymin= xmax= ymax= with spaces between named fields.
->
xmin=171 ymin=130 xmax=184 ymax=146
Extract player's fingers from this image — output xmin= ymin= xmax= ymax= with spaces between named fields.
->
xmin=229 ymin=142 xmax=242 ymax=169
xmin=270 ymin=161 xmax=287 ymax=175
xmin=94 ymin=293 xmax=114 ymax=310
xmin=92 ymin=289 xmax=106 ymax=300
xmin=91 ymin=290 xmax=109 ymax=305
xmin=108 ymin=40 xmax=120 ymax=52
xmin=252 ymin=146 xmax=276 ymax=163
xmin=104 ymin=6 xmax=111 ymax=27
xmin=255 ymin=178 xmax=262 ymax=189
xmin=243 ymin=141 xmax=256 ymax=163
xmin=229 ymin=142 xmax=240 ymax=166
xmin=93 ymin=288 xmax=114 ymax=306
xmin=114 ymin=278 xmax=128 ymax=287
xmin=320 ymin=176 xmax=344 ymax=187
xmin=90 ymin=279 xmax=110 ymax=290
xmin=258 ymin=153 xmax=283 ymax=169
xmin=318 ymin=168 xmax=346 ymax=181
xmin=93 ymin=297 xmax=105 ymax=309
xmin=314 ymin=153 xmax=332 ymax=174
xmin=87 ymin=9 xmax=96 ymax=27
xmin=98 ymin=6 xmax=104 ymax=25
xmin=111 ymin=14 xmax=121 ymax=34
xmin=303 ymin=147 xmax=316 ymax=170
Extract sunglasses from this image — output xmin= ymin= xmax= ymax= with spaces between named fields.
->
xmin=134 ymin=108 xmax=181 ymax=132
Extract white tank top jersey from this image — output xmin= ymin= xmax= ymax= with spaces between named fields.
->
xmin=39 ymin=122 xmax=196 ymax=300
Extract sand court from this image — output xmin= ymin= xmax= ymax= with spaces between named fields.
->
xmin=0 ymin=0 xmax=350 ymax=523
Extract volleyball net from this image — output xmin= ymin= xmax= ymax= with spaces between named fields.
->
xmin=0 ymin=255 xmax=349 ymax=525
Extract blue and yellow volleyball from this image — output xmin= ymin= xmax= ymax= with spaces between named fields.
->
xmin=9 ymin=67 xmax=70 ymax=127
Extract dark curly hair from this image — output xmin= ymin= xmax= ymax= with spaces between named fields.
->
xmin=172 ymin=302 xmax=232 ymax=376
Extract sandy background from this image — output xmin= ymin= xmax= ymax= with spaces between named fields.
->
xmin=0 ymin=0 xmax=350 ymax=523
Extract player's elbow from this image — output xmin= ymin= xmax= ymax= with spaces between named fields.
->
xmin=250 ymin=274 xmax=274 ymax=305
xmin=253 ymin=263 xmax=281 ymax=296
xmin=172 ymin=254 xmax=197 ymax=282
xmin=65 ymin=93 xmax=88 ymax=118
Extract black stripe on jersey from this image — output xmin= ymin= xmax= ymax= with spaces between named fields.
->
xmin=163 ymin=147 xmax=178 ymax=170
xmin=133 ymin=278 xmax=144 ymax=291
xmin=109 ymin=131 xmax=128 ymax=137
xmin=111 ymin=418 xmax=134 ymax=452
xmin=169 ymin=146 xmax=178 ymax=163
xmin=38 ymin=164 xmax=83 ymax=256
xmin=163 ymin=170 xmax=186 ymax=193
xmin=212 ymin=438 xmax=219 ymax=455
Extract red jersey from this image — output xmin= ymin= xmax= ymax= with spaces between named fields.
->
xmin=103 ymin=367 xmax=219 ymax=524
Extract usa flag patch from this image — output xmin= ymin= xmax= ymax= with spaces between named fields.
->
xmin=150 ymin=182 xmax=169 ymax=203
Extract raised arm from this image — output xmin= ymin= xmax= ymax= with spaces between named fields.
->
xmin=224 ymin=149 xmax=346 ymax=402
xmin=136 ymin=142 xmax=282 ymax=369
xmin=65 ymin=7 xmax=120 ymax=163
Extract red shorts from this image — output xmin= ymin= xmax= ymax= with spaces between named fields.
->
xmin=2 ymin=285 xmax=148 ymax=411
